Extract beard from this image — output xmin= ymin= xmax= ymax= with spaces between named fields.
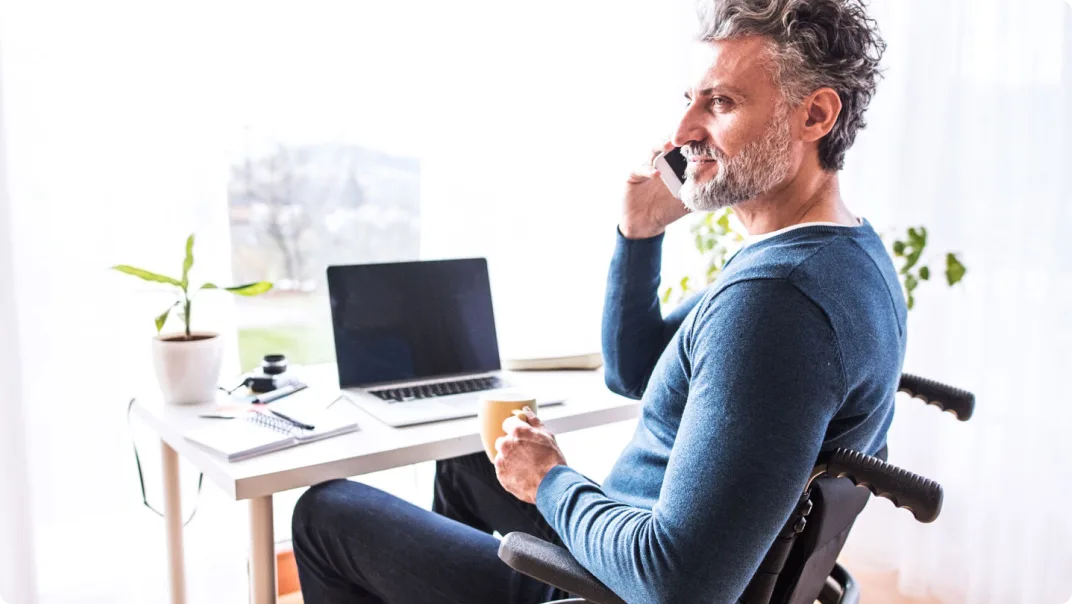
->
xmin=679 ymin=110 xmax=793 ymax=212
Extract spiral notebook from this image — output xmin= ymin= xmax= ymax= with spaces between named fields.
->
xmin=185 ymin=402 xmax=360 ymax=462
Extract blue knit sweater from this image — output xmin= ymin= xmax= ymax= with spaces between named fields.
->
xmin=535 ymin=222 xmax=907 ymax=603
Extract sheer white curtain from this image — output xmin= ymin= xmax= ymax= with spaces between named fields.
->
xmin=1 ymin=3 xmax=246 ymax=603
xmin=836 ymin=1 xmax=1072 ymax=602
xmin=0 ymin=44 xmax=39 ymax=604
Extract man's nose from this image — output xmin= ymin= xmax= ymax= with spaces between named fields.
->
xmin=672 ymin=106 xmax=707 ymax=149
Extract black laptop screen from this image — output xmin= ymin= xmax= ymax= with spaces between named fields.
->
xmin=327 ymin=259 xmax=501 ymax=388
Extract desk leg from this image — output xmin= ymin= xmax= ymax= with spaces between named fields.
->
xmin=161 ymin=441 xmax=187 ymax=604
xmin=249 ymin=495 xmax=277 ymax=604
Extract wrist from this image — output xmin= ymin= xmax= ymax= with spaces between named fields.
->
xmin=618 ymin=220 xmax=666 ymax=240
xmin=536 ymin=462 xmax=566 ymax=495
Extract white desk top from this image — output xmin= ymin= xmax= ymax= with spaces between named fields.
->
xmin=131 ymin=364 xmax=639 ymax=500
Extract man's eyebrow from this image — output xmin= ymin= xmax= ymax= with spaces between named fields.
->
xmin=685 ymin=84 xmax=746 ymax=100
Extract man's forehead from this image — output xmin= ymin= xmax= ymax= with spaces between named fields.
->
xmin=685 ymin=36 xmax=773 ymax=94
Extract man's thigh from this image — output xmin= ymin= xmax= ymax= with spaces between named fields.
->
xmin=293 ymin=478 xmax=564 ymax=604
xmin=434 ymin=452 xmax=563 ymax=546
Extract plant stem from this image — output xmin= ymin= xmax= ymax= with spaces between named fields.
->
xmin=184 ymin=290 xmax=192 ymax=340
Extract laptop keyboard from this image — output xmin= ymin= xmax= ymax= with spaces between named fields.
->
xmin=369 ymin=376 xmax=506 ymax=403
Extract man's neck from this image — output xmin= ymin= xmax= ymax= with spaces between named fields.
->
xmin=733 ymin=167 xmax=856 ymax=236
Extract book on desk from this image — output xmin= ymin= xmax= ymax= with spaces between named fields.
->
xmin=185 ymin=390 xmax=360 ymax=462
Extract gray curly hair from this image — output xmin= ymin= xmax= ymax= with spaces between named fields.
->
xmin=698 ymin=0 xmax=886 ymax=171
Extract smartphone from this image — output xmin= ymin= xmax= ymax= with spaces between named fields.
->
xmin=653 ymin=147 xmax=688 ymax=200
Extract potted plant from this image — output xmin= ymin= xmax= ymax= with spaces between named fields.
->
xmin=661 ymin=208 xmax=966 ymax=309
xmin=112 ymin=234 xmax=272 ymax=404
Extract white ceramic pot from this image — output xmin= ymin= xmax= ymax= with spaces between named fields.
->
xmin=151 ymin=331 xmax=223 ymax=404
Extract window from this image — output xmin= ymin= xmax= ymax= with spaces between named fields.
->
xmin=228 ymin=140 xmax=420 ymax=370
xmin=220 ymin=3 xmax=427 ymax=371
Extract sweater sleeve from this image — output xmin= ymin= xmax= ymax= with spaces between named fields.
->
xmin=538 ymin=279 xmax=846 ymax=604
xmin=601 ymin=228 xmax=702 ymax=400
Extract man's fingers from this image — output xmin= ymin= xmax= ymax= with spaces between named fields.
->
xmin=494 ymin=435 xmax=509 ymax=454
xmin=648 ymin=141 xmax=675 ymax=166
xmin=521 ymin=407 xmax=543 ymax=428
xmin=628 ymin=167 xmax=658 ymax=184
xmin=502 ymin=415 xmax=533 ymax=434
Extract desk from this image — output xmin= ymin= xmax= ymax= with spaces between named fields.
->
xmin=131 ymin=364 xmax=639 ymax=604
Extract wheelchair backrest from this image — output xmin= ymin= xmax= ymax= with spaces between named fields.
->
xmin=773 ymin=475 xmax=871 ymax=604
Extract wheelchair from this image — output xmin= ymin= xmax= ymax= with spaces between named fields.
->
xmin=499 ymin=374 xmax=975 ymax=604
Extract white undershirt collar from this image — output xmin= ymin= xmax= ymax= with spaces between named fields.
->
xmin=744 ymin=218 xmax=864 ymax=246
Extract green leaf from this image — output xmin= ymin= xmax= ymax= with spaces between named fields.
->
xmin=112 ymin=265 xmax=181 ymax=287
xmin=946 ymin=253 xmax=967 ymax=286
xmin=892 ymin=241 xmax=906 ymax=256
xmin=907 ymin=227 xmax=921 ymax=243
xmin=154 ymin=303 xmax=179 ymax=333
xmin=716 ymin=210 xmax=732 ymax=232
xmin=907 ymin=292 xmax=915 ymax=310
xmin=902 ymin=248 xmax=923 ymax=274
xmin=661 ymin=287 xmax=673 ymax=304
xmin=223 ymin=281 xmax=273 ymax=296
xmin=919 ymin=266 xmax=931 ymax=281
xmin=181 ymin=234 xmax=195 ymax=289
xmin=904 ymin=273 xmax=919 ymax=292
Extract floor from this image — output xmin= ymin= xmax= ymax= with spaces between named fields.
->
xmin=849 ymin=567 xmax=944 ymax=604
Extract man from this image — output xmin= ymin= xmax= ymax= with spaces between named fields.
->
xmin=292 ymin=0 xmax=904 ymax=602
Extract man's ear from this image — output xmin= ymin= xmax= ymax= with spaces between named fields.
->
xmin=799 ymin=88 xmax=842 ymax=143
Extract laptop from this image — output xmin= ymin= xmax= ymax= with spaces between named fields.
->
xmin=326 ymin=258 xmax=563 ymax=427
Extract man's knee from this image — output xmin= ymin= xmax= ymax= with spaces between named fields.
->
xmin=293 ymin=479 xmax=363 ymax=543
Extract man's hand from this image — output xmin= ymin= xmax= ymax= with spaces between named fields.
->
xmin=619 ymin=141 xmax=691 ymax=239
xmin=494 ymin=408 xmax=567 ymax=504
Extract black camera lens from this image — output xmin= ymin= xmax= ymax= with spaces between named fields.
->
xmin=262 ymin=354 xmax=288 ymax=375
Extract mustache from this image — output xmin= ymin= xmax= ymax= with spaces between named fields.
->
xmin=681 ymin=143 xmax=726 ymax=162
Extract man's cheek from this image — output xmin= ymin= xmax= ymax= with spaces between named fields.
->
xmin=712 ymin=115 xmax=755 ymax=158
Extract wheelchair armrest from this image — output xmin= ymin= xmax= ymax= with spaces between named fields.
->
xmin=818 ymin=449 xmax=944 ymax=523
xmin=498 ymin=533 xmax=627 ymax=604
xmin=899 ymin=373 xmax=975 ymax=421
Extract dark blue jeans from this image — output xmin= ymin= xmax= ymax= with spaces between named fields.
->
xmin=292 ymin=452 xmax=571 ymax=603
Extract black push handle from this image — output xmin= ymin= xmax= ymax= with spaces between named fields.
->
xmin=899 ymin=374 xmax=975 ymax=421
xmin=824 ymin=449 xmax=944 ymax=523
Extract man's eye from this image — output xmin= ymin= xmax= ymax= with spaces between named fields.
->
xmin=712 ymin=97 xmax=732 ymax=108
